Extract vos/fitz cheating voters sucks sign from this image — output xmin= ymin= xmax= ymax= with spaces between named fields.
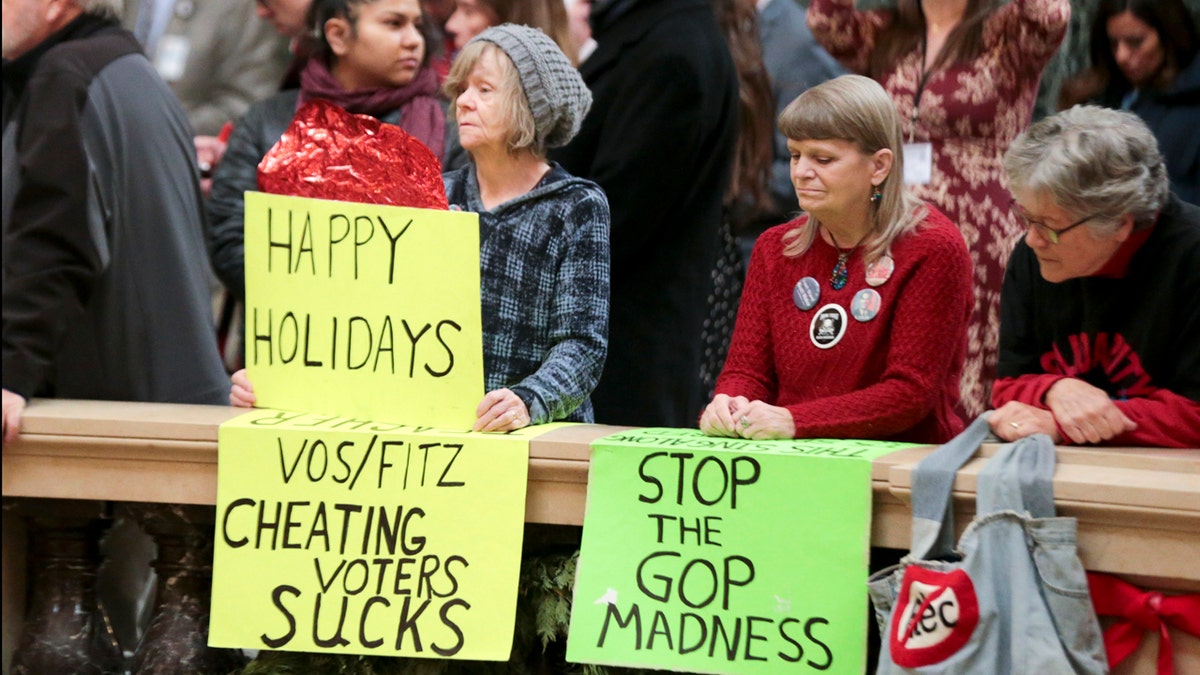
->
xmin=567 ymin=428 xmax=915 ymax=674
xmin=209 ymin=410 xmax=545 ymax=660
xmin=243 ymin=191 xmax=484 ymax=429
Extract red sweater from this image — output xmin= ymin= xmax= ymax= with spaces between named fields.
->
xmin=716 ymin=209 xmax=973 ymax=443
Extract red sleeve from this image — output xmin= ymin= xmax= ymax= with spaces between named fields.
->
xmin=1110 ymin=391 xmax=1200 ymax=448
xmin=714 ymin=234 xmax=779 ymax=404
xmin=991 ymin=374 xmax=1064 ymax=408
xmin=996 ymin=379 xmax=1200 ymax=448
xmin=806 ymin=0 xmax=891 ymax=76
xmin=785 ymin=220 xmax=973 ymax=439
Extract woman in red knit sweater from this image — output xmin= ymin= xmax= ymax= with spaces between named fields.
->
xmin=700 ymin=75 xmax=973 ymax=443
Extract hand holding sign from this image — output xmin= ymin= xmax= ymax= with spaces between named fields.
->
xmin=473 ymin=388 xmax=530 ymax=432
xmin=230 ymin=369 xmax=256 ymax=408
xmin=229 ymin=367 xmax=531 ymax=434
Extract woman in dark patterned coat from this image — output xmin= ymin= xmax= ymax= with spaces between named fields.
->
xmin=439 ymin=24 xmax=609 ymax=430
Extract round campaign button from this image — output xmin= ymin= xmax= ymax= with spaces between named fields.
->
xmin=865 ymin=254 xmax=895 ymax=287
xmin=792 ymin=276 xmax=821 ymax=311
xmin=851 ymin=288 xmax=882 ymax=322
xmin=809 ymin=303 xmax=847 ymax=349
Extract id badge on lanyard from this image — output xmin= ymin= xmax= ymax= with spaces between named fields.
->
xmin=904 ymin=55 xmax=934 ymax=186
xmin=903 ymin=141 xmax=932 ymax=186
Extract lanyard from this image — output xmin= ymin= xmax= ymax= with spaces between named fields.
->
xmin=911 ymin=36 xmax=933 ymax=144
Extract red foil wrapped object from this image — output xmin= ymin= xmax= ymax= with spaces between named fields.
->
xmin=257 ymin=99 xmax=447 ymax=210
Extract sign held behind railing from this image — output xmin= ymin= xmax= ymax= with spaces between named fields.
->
xmin=568 ymin=428 xmax=916 ymax=674
xmin=209 ymin=410 xmax=548 ymax=659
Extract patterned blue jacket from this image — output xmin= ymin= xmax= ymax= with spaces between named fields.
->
xmin=443 ymin=163 xmax=610 ymax=423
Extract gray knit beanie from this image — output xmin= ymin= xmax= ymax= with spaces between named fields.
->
xmin=468 ymin=24 xmax=592 ymax=149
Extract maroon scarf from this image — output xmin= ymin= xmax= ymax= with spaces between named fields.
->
xmin=297 ymin=58 xmax=445 ymax=159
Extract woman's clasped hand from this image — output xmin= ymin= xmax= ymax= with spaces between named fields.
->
xmin=700 ymin=394 xmax=796 ymax=440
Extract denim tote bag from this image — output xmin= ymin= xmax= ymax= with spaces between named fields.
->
xmin=868 ymin=416 xmax=1108 ymax=674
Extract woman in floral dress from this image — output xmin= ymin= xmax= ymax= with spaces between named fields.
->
xmin=808 ymin=0 xmax=1070 ymax=416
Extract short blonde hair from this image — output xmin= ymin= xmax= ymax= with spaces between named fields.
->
xmin=443 ymin=42 xmax=540 ymax=156
xmin=777 ymin=74 xmax=926 ymax=263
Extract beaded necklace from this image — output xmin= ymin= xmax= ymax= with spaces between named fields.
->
xmin=825 ymin=226 xmax=869 ymax=290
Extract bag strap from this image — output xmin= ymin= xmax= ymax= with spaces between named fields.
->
xmin=976 ymin=433 xmax=1057 ymax=518
xmin=908 ymin=414 xmax=993 ymax=560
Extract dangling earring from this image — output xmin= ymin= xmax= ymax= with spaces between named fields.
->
xmin=870 ymin=187 xmax=883 ymax=205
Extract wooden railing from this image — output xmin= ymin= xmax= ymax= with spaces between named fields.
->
xmin=3 ymin=400 xmax=1198 ymax=674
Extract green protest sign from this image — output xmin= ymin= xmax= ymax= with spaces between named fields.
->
xmin=567 ymin=428 xmax=915 ymax=674
xmin=210 ymin=410 xmax=557 ymax=660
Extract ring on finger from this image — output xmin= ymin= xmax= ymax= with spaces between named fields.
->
xmin=739 ymin=415 xmax=751 ymax=428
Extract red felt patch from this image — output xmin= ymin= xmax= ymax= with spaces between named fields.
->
xmin=890 ymin=566 xmax=980 ymax=667
xmin=257 ymin=99 xmax=448 ymax=210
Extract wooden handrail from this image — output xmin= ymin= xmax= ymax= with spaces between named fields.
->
xmin=3 ymin=399 xmax=1198 ymax=589
xmin=3 ymin=399 xmax=1199 ymax=675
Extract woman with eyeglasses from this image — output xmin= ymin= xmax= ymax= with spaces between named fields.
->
xmin=992 ymin=106 xmax=1200 ymax=448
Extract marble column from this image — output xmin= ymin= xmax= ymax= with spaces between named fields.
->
xmin=9 ymin=501 xmax=124 ymax=675
xmin=124 ymin=503 xmax=246 ymax=675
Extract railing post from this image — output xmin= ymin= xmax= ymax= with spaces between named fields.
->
xmin=124 ymin=503 xmax=246 ymax=675
xmin=9 ymin=501 xmax=124 ymax=675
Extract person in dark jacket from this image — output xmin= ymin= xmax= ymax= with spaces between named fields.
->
xmin=2 ymin=0 xmax=228 ymax=443
xmin=207 ymin=0 xmax=452 ymax=302
xmin=992 ymin=106 xmax=1200 ymax=447
xmin=232 ymin=24 xmax=609 ymax=431
xmin=1061 ymin=0 xmax=1200 ymax=203
xmin=551 ymin=0 xmax=739 ymax=427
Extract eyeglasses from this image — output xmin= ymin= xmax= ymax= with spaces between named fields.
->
xmin=1010 ymin=200 xmax=1102 ymax=245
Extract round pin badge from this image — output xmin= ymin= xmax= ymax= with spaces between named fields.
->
xmin=792 ymin=276 xmax=821 ymax=311
xmin=175 ymin=0 xmax=195 ymax=19
xmin=865 ymin=255 xmax=895 ymax=287
xmin=851 ymin=288 xmax=882 ymax=322
xmin=809 ymin=303 xmax=848 ymax=349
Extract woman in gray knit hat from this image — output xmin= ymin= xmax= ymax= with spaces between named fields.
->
xmin=442 ymin=24 xmax=611 ymax=431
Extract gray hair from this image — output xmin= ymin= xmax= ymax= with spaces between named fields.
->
xmin=1004 ymin=105 xmax=1169 ymax=233
xmin=80 ymin=0 xmax=121 ymax=19
xmin=445 ymin=41 xmax=538 ymax=155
